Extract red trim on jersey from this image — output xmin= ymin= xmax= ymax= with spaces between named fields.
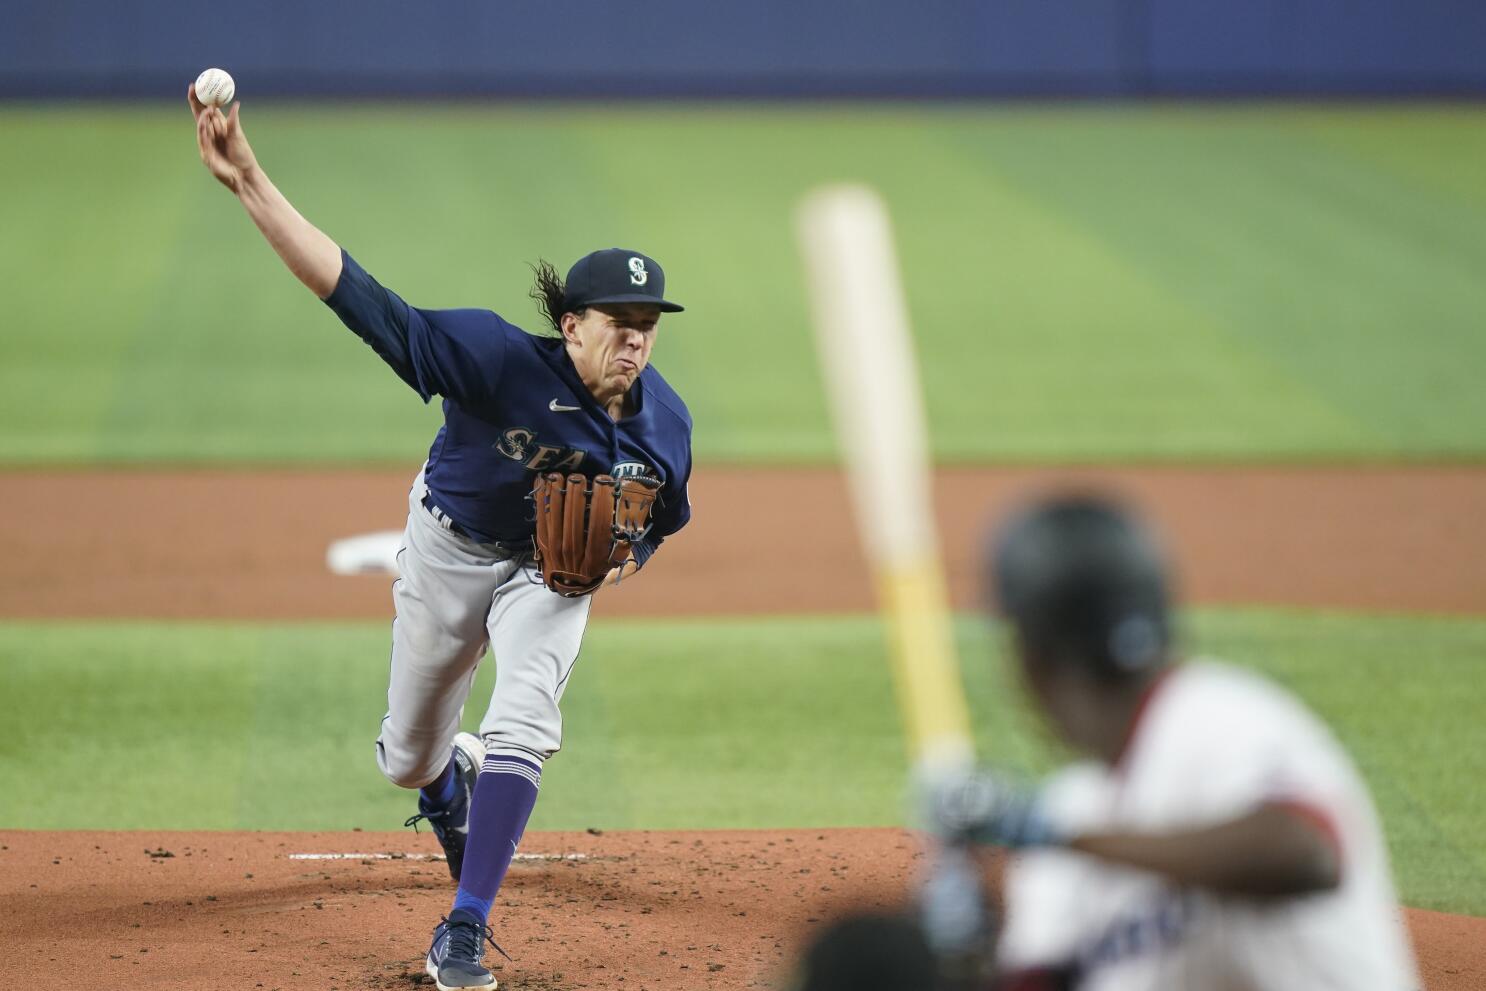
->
xmin=1113 ymin=666 xmax=1177 ymax=774
xmin=1267 ymin=797 xmax=1345 ymax=868
xmin=998 ymin=966 xmax=1075 ymax=991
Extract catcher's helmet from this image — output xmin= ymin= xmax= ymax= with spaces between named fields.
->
xmin=988 ymin=494 xmax=1171 ymax=680
xmin=794 ymin=913 xmax=937 ymax=991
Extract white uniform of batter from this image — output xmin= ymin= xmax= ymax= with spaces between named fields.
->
xmin=998 ymin=660 xmax=1420 ymax=991
xmin=375 ymin=469 xmax=591 ymax=789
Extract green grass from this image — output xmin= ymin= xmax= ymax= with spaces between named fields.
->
xmin=2 ymin=104 xmax=1484 ymax=464
xmin=1 ymin=609 xmax=1483 ymax=912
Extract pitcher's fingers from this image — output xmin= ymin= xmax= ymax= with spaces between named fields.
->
xmin=197 ymin=112 xmax=219 ymax=163
xmin=227 ymin=102 xmax=241 ymax=133
xmin=187 ymin=82 xmax=207 ymax=117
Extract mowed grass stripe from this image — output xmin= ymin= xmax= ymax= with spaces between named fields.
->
xmin=1 ymin=104 xmax=1483 ymax=464
xmin=947 ymin=107 xmax=1486 ymax=456
xmin=1 ymin=609 xmax=1482 ymax=913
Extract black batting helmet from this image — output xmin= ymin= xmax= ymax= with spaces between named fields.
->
xmin=988 ymin=494 xmax=1172 ymax=681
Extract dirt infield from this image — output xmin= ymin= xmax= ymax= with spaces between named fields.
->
xmin=4 ymin=829 xmax=1483 ymax=991
xmin=4 ymin=464 xmax=1484 ymax=987
xmin=2 ymin=465 xmax=1484 ymax=619
xmin=1 ymin=829 xmax=919 ymax=991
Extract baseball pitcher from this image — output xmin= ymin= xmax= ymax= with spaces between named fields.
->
xmin=189 ymin=86 xmax=693 ymax=991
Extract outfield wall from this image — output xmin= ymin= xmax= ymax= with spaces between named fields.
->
xmin=4 ymin=0 xmax=1483 ymax=99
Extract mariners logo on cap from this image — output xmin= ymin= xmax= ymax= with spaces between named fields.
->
xmin=628 ymin=257 xmax=648 ymax=286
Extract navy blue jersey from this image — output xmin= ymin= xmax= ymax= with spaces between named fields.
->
xmin=325 ymin=250 xmax=692 ymax=567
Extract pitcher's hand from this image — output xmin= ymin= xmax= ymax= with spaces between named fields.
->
xmin=188 ymin=83 xmax=258 ymax=193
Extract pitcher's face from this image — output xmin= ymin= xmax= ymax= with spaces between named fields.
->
xmin=564 ymin=303 xmax=661 ymax=399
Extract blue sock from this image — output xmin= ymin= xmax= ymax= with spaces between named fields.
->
xmin=419 ymin=752 xmax=459 ymax=808
xmin=450 ymin=754 xmax=541 ymax=922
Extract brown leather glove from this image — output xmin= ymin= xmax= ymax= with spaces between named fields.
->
xmin=531 ymin=473 xmax=660 ymax=597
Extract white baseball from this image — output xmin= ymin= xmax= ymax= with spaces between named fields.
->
xmin=194 ymin=68 xmax=235 ymax=108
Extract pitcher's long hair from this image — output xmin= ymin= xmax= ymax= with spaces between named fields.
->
xmin=529 ymin=260 xmax=583 ymax=337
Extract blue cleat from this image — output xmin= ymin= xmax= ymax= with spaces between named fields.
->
xmin=425 ymin=909 xmax=508 ymax=991
xmin=405 ymin=732 xmax=484 ymax=881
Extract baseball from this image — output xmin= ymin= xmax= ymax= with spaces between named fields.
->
xmin=194 ymin=67 xmax=235 ymax=107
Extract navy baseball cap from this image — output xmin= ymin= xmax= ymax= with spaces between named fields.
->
xmin=562 ymin=248 xmax=684 ymax=313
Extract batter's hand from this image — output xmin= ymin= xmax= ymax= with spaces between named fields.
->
xmin=929 ymin=769 xmax=1059 ymax=849
xmin=188 ymin=83 xmax=259 ymax=193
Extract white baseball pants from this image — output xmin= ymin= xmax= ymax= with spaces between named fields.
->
xmin=375 ymin=471 xmax=592 ymax=789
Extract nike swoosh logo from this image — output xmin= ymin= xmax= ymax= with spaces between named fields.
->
xmin=549 ymin=399 xmax=581 ymax=412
